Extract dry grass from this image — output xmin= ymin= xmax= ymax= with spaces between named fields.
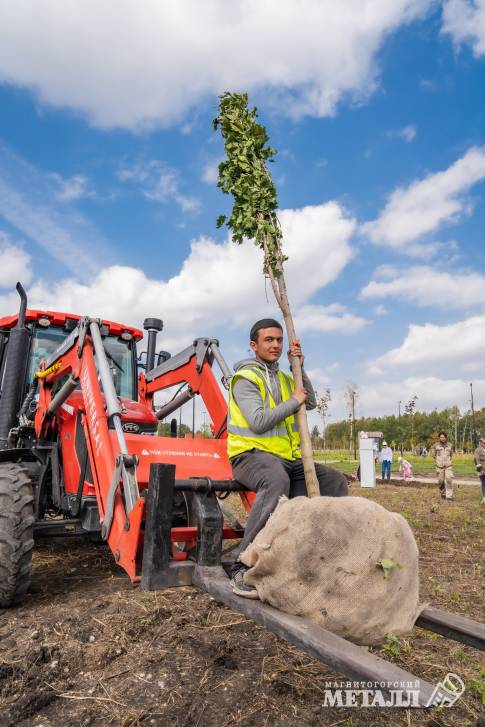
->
xmin=0 ymin=482 xmax=483 ymax=726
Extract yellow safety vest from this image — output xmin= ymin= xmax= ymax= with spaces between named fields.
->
xmin=227 ymin=366 xmax=301 ymax=461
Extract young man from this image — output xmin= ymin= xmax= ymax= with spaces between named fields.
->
xmin=473 ymin=436 xmax=485 ymax=505
xmin=379 ymin=440 xmax=393 ymax=481
xmin=228 ymin=318 xmax=348 ymax=599
xmin=429 ymin=431 xmax=454 ymax=501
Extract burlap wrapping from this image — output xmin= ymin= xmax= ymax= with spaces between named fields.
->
xmin=240 ymin=496 xmax=424 ymax=645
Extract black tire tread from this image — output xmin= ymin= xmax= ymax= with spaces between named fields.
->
xmin=0 ymin=463 xmax=34 ymax=608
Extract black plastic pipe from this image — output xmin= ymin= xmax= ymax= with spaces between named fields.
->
xmin=0 ymin=283 xmax=31 ymax=449
xmin=143 ymin=317 xmax=163 ymax=373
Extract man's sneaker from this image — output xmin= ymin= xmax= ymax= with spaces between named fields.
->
xmin=231 ymin=567 xmax=259 ymax=599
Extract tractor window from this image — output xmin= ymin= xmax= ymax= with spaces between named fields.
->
xmin=28 ymin=325 xmax=136 ymax=399
xmin=28 ymin=327 xmax=67 ymax=383
xmin=98 ymin=336 xmax=134 ymax=399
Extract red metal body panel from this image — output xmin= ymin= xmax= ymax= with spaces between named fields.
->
xmin=34 ymin=319 xmax=244 ymax=583
xmin=141 ymin=359 xmax=228 ymax=438
xmin=122 ymin=434 xmax=232 ymax=484
xmin=0 ymin=309 xmax=143 ymax=341
xmin=58 ymin=392 xmax=157 ymax=496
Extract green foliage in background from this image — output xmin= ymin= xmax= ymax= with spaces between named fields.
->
xmin=320 ymin=406 xmax=485 ymax=453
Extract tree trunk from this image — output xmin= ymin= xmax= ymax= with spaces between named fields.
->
xmin=262 ymin=232 xmax=319 ymax=498
xmin=280 ymin=303 xmax=320 ymax=498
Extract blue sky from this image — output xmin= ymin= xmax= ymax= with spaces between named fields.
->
xmin=0 ymin=0 xmax=484 ymax=428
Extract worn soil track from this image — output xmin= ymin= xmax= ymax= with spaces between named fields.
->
xmin=0 ymin=483 xmax=484 ymax=726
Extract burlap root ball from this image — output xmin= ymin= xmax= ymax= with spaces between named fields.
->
xmin=240 ymin=495 xmax=424 ymax=646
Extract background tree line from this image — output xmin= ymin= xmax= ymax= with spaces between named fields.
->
xmin=313 ymin=406 xmax=485 ymax=453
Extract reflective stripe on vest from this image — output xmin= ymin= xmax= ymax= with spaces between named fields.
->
xmin=227 ymin=366 xmax=301 ymax=461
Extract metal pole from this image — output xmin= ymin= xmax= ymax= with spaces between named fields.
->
xmin=192 ymin=396 xmax=195 ymax=439
xmin=89 ymin=322 xmax=122 ymax=420
xmin=470 ymin=382 xmax=477 ymax=450
xmin=89 ymin=320 xmax=139 ymax=511
xmin=398 ymin=401 xmax=402 ymax=455
xmin=155 ymin=388 xmax=193 ymax=420
xmin=179 ymin=403 xmax=182 ymax=437
xmin=352 ymin=392 xmax=356 ymax=460
xmin=209 ymin=340 xmax=232 ymax=389
xmin=47 ymin=375 xmax=78 ymax=415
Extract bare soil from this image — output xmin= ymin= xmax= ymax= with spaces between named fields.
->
xmin=0 ymin=483 xmax=484 ymax=727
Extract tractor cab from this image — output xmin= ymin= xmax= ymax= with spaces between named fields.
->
xmin=0 ymin=309 xmax=142 ymax=404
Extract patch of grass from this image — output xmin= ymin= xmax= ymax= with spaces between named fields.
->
xmin=313 ymin=449 xmax=478 ymax=477
xmin=429 ymin=576 xmax=444 ymax=595
xmin=380 ymin=634 xmax=412 ymax=660
xmin=450 ymin=648 xmax=470 ymax=664
xmin=470 ymin=670 xmax=485 ymax=707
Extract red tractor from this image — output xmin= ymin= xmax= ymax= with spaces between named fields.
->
xmin=0 ymin=282 xmax=250 ymax=607
xmin=0 ymin=283 xmax=482 ymax=705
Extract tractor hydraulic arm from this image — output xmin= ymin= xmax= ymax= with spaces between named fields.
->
xmin=139 ymin=338 xmax=231 ymax=438
xmin=34 ymin=317 xmax=144 ymax=580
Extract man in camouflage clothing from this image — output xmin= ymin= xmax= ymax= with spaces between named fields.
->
xmin=473 ymin=436 xmax=485 ymax=506
xmin=429 ymin=431 xmax=454 ymax=501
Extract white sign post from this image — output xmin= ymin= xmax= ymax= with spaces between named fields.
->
xmin=359 ymin=431 xmax=383 ymax=488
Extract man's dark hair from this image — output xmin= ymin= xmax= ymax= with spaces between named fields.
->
xmin=250 ymin=318 xmax=283 ymax=342
xmin=438 ymin=431 xmax=448 ymax=438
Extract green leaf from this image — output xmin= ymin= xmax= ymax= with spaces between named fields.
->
xmin=376 ymin=558 xmax=402 ymax=579
xmin=212 ymin=91 xmax=284 ymax=276
xmin=216 ymin=215 xmax=226 ymax=228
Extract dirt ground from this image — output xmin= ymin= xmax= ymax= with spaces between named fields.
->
xmin=0 ymin=482 xmax=484 ymax=727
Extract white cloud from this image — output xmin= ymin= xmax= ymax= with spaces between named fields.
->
xmin=442 ymin=0 xmax=485 ymax=57
xmin=49 ymin=173 xmax=95 ymax=201
xmin=361 ymin=147 xmax=485 ymax=252
xmin=386 ymin=125 xmax=417 ymax=142
xmin=358 ymin=376 xmax=485 ymax=417
xmin=0 ymin=233 xmax=32 ymax=288
xmin=369 ymin=315 xmax=485 ymax=372
xmin=374 ymin=304 xmax=387 ymax=315
xmin=0 ymin=143 xmax=114 ymax=277
xmin=419 ymin=78 xmax=436 ymax=91
xmin=306 ymin=367 xmax=332 ymax=390
xmin=307 ymin=374 xmax=485 ymax=422
xmin=0 ymin=201 xmax=356 ymax=350
xmin=0 ymin=1 xmax=432 ymax=130
xmin=294 ymin=304 xmax=368 ymax=334
xmin=361 ymin=265 xmax=485 ymax=308
xmin=118 ymin=160 xmax=200 ymax=213
xmin=201 ymin=159 xmax=222 ymax=185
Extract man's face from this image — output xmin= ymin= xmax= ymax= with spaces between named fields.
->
xmin=250 ymin=327 xmax=284 ymax=363
xmin=439 ymin=434 xmax=447 ymax=444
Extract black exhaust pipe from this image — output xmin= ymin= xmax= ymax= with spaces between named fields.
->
xmin=143 ymin=317 xmax=163 ymax=373
xmin=0 ymin=283 xmax=32 ymax=449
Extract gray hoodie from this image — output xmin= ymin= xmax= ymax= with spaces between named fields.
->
xmin=231 ymin=357 xmax=316 ymax=435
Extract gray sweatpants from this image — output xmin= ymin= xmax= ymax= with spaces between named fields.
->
xmin=231 ymin=449 xmax=349 ymax=561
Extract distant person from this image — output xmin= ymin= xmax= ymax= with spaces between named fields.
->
xmin=421 ymin=446 xmax=428 ymax=457
xmin=398 ymin=456 xmax=413 ymax=481
xmin=473 ymin=436 xmax=485 ymax=505
xmin=379 ymin=441 xmax=393 ymax=481
xmin=429 ymin=431 xmax=454 ymax=501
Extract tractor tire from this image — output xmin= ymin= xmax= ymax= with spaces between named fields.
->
xmin=0 ymin=463 xmax=35 ymax=608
